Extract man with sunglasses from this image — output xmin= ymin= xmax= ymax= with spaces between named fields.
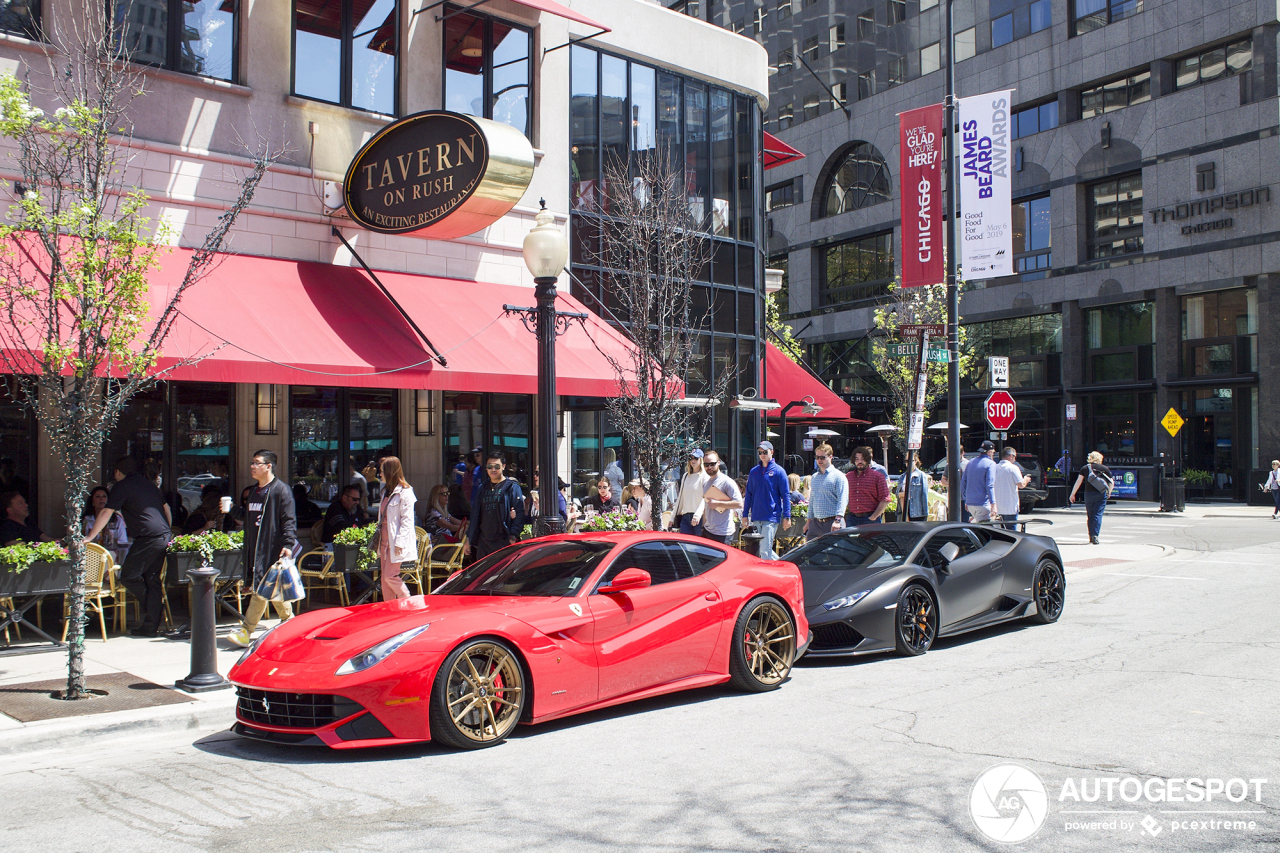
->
xmin=805 ymin=442 xmax=848 ymax=541
xmin=700 ymin=451 xmax=743 ymax=544
xmin=742 ymin=440 xmax=791 ymax=559
xmin=464 ymin=451 xmax=525 ymax=561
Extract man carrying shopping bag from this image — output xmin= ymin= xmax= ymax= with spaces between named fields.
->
xmin=228 ymin=450 xmax=299 ymax=647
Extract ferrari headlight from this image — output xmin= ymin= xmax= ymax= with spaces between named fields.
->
xmin=335 ymin=625 xmax=430 ymax=676
xmin=236 ymin=623 xmax=281 ymax=667
xmin=823 ymin=590 xmax=870 ymax=611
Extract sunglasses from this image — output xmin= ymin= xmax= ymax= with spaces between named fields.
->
xmin=485 ymin=463 xmax=503 ymax=470
xmin=815 ymin=455 xmax=830 ymax=460
xmin=704 ymin=461 xmax=719 ymax=468
xmin=757 ymin=450 xmax=770 ymax=456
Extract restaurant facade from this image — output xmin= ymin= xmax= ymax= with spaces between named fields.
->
xmin=0 ymin=0 xmax=784 ymax=532
xmin=680 ymin=0 xmax=1280 ymax=501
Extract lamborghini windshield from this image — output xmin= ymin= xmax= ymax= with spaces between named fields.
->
xmin=433 ymin=541 xmax=614 ymax=597
xmin=783 ymin=531 xmax=922 ymax=572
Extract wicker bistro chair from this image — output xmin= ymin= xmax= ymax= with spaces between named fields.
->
xmin=404 ymin=526 xmax=430 ymax=596
xmin=63 ymin=542 xmax=118 ymax=642
xmin=296 ymin=544 xmax=349 ymax=610
xmin=424 ymin=542 xmax=465 ymax=592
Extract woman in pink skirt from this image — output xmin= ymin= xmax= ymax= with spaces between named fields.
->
xmin=376 ymin=456 xmax=417 ymax=601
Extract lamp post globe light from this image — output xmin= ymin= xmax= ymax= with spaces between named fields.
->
xmin=523 ymin=201 xmax=570 ymax=536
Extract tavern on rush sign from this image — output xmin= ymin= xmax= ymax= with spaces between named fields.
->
xmin=343 ymin=111 xmax=534 ymax=238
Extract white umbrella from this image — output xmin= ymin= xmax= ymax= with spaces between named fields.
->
xmin=807 ymin=428 xmax=839 ymax=436
xmin=766 ymin=430 xmax=779 ymax=437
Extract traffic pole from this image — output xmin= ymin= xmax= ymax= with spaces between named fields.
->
xmin=944 ymin=0 xmax=961 ymax=521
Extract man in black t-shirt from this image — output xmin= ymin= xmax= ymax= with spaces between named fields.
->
xmin=85 ymin=456 xmax=173 ymax=636
xmin=0 ymin=492 xmax=52 ymax=546
xmin=322 ymin=485 xmax=366 ymax=543
xmin=464 ymin=451 xmax=524 ymax=561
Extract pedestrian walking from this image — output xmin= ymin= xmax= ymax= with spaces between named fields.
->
xmin=464 ymin=451 xmax=524 ymax=561
xmin=805 ymin=443 xmax=847 ymax=541
xmin=700 ymin=451 xmax=743 ymax=544
xmin=84 ymin=456 xmax=172 ymax=636
xmin=1068 ymin=450 xmax=1114 ymax=544
xmin=845 ymin=446 xmax=889 ymax=526
xmin=1265 ymin=460 xmax=1280 ymax=519
xmin=228 ymin=450 xmax=298 ymax=647
xmin=670 ymin=449 xmax=708 ymax=535
xmin=992 ymin=447 xmax=1031 ymax=529
xmin=960 ymin=441 xmax=998 ymax=522
xmin=742 ymin=441 xmax=791 ymax=559
xmin=375 ymin=456 xmax=417 ymax=601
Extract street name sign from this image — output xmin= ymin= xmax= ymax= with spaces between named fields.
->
xmin=899 ymin=323 xmax=945 ymax=338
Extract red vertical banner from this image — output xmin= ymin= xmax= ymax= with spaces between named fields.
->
xmin=899 ymin=104 xmax=945 ymax=288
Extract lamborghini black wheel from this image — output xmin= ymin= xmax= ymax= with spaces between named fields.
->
xmin=894 ymin=584 xmax=936 ymax=656
xmin=1029 ymin=558 xmax=1065 ymax=624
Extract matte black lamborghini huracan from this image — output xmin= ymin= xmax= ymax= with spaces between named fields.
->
xmin=785 ymin=522 xmax=1065 ymax=657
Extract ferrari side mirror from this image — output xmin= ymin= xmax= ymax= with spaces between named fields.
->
xmin=598 ymin=567 xmax=652 ymax=594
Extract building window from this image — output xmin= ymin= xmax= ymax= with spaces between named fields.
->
xmin=821 ymin=141 xmax=891 ymax=215
xmin=920 ymin=42 xmax=940 ymax=75
xmin=731 ymin=18 xmax=745 ymax=33
xmin=802 ymin=35 xmax=819 ymax=61
xmin=0 ymin=0 xmax=39 ymax=40
xmin=954 ymin=27 xmax=976 ymax=61
xmin=962 ymin=314 xmax=1062 ymax=388
xmin=919 ymin=0 xmax=938 ymax=10
xmin=857 ymin=69 xmax=875 ymax=99
xmin=831 ymin=80 xmax=847 ymax=108
xmin=116 ymin=0 xmax=238 ymax=82
xmin=1030 ymin=0 xmax=1051 ymax=32
xmin=1012 ymin=100 xmax=1059 ymax=138
xmin=1012 ymin=195 xmax=1052 ymax=271
xmin=822 ymin=232 xmax=894 ymax=306
xmin=803 ymin=93 xmax=820 ymax=121
xmin=294 ymin=0 xmax=395 ymax=114
xmin=1088 ymin=302 xmax=1154 ymax=348
xmin=887 ymin=0 xmax=906 ymax=24
xmin=444 ymin=8 xmax=531 ymax=135
xmin=778 ymin=101 xmax=794 ymax=129
xmin=991 ymin=13 xmax=1014 ymax=48
xmin=887 ymin=56 xmax=906 ymax=86
xmin=1080 ymin=69 xmax=1151 ymax=118
xmin=778 ymin=46 xmax=794 ymax=71
xmin=857 ymin=10 xmax=875 ymax=39
xmin=669 ymin=0 xmax=701 ymax=17
xmin=1176 ymin=39 xmax=1253 ymax=89
xmin=777 ymin=0 xmax=792 ymax=22
xmin=1087 ymin=173 xmax=1143 ymax=259
xmin=766 ymin=181 xmax=795 ymax=210
xmin=1182 ymin=288 xmax=1257 ymax=375
xmin=1072 ymin=0 xmax=1141 ymax=36
xmin=752 ymin=5 xmax=767 ymax=35
xmin=829 ymin=23 xmax=845 ymax=51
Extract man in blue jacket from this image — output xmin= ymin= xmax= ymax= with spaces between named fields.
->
xmin=959 ymin=440 xmax=998 ymax=522
xmin=743 ymin=440 xmax=791 ymax=560
xmin=465 ymin=451 xmax=525 ymax=561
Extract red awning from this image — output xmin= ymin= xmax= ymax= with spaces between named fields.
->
xmin=505 ymin=0 xmax=610 ymax=32
xmin=1 ymin=245 xmax=636 ymax=395
xmin=762 ymin=342 xmax=859 ymax=421
xmin=763 ymin=131 xmax=805 ymax=170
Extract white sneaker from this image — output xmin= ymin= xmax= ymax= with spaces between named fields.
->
xmin=226 ymin=627 xmax=252 ymax=648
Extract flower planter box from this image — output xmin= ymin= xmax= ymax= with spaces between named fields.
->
xmin=332 ymin=543 xmax=378 ymax=573
xmin=168 ymin=550 xmax=244 ymax=584
xmin=0 ymin=560 xmax=73 ymax=596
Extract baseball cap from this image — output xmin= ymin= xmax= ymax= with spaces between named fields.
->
xmin=689 ymin=448 xmax=704 ymax=458
xmin=758 ymin=440 xmax=774 ymax=451
xmin=979 ymin=440 xmax=996 ymax=451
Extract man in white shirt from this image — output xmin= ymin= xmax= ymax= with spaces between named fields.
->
xmin=670 ymin=449 xmax=708 ymax=535
xmin=700 ymin=451 xmax=743 ymax=544
xmin=993 ymin=446 xmax=1031 ymax=529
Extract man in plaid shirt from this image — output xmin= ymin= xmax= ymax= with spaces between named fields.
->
xmin=845 ymin=446 xmax=889 ymax=526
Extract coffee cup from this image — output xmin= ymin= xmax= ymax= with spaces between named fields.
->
xmin=219 ymin=496 xmax=233 ymax=513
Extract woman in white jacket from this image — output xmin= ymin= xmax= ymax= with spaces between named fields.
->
xmin=376 ymin=456 xmax=417 ymax=601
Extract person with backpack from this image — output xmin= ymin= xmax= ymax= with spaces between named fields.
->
xmin=1068 ymin=450 xmax=1114 ymax=544
xmin=1265 ymin=459 xmax=1280 ymax=519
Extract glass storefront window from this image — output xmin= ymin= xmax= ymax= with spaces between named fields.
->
xmin=295 ymin=0 xmax=396 ymax=114
xmin=570 ymin=410 xmax=600 ymax=502
xmin=443 ymin=392 xmax=485 ymax=489
xmin=1090 ymin=393 xmax=1138 ymax=456
xmin=1091 ymin=352 xmax=1135 ymax=382
xmin=173 ymin=384 xmax=233 ymax=512
xmin=444 ymin=8 xmax=530 ymax=134
xmin=291 ymin=387 xmax=341 ymax=507
xmin=490 ymin=394 xmax=532 ymax=484
xmin=104 ymin=385 xmax=168 ymax=491
xmin=1182 ymin=288 xmax=1257 ymax=339
xmin=0 ymin=380 xmax=35 ymax=505
xmin=1087 ymin=302 xmax=1154 ymax=348
xmin=348 ymin=390 xmax=394 ymax=504
xmin=570 ymin=46 xmax=599 ymax=211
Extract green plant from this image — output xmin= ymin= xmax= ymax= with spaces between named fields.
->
xmin=579 ymin=510 xmax=647 ymax=532
xmin=790 ymin=501 xmax=808 ymax=523
xmin=333 ymin=523 xmax=379 ymax=571
xmin=167 ymin=530 xmax=242 ymax=565
xmin=1182 ymin=468 xmax=1214 ymax=487
xmin=0 ymin=541 xmax=69 ymax=573
xmin=520 ymin=524 xmax=534 ymax=540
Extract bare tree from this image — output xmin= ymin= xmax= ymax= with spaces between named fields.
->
xmin=591 ymin=152 xmax=730 ymax=528
xmin=0 ymin=9 xmax=279 ymax=698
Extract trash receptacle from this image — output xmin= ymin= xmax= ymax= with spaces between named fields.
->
xmin=739 ymin=532 xmax=764 ymax=557
xmin=1161 ymin=477 xmax=1185 ymax=512
xmin=1045 ymin=485 xmax=1067 ymax=508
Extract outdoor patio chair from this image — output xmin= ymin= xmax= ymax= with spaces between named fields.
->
xmin=405 ymin=526 xmax=430 ymax=595
xmin=63 ymin=542 xmax=117 ymax=642
xmin=296 ymin=541 xmax=348 ymax=610
xmin=425 ymin=542 xmax=465 ymax=592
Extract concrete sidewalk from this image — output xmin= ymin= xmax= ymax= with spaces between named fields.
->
xmin=1034 ymin=499 xmax=1273 ymax=519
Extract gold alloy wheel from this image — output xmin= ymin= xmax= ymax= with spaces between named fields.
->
xmin=444 ymin=642 xmax=524 ymax=743
xmin=742 ymin=600 xmax=796 ymax=686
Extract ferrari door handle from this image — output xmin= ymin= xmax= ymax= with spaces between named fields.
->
xmin=704 ymin=592 xmax=720 ymax=601
xmin=990 ymin=562 xmax=1002 ymax=571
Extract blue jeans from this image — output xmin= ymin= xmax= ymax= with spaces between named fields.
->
xmin=846 ymin=514 xmax=882 ymax=527
xmin=1085 ymin=497 xmax=1106 ymax=540
xmin=999 ymin=512 xmax=1019 ymax=530
xmin=755 ymin=520 xmax=780 ymax=560
xmin=677 ymin=512 xmax=702 ymax=536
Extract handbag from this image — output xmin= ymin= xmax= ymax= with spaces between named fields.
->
xmin=1086 ymin=466 xmax=1114 ymax=495
xmin=255 ymin=556 xmax=305 ymax=602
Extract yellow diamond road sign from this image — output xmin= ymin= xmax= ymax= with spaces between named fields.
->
xmin=1161 ymin=408 xmax=1185 ymax=436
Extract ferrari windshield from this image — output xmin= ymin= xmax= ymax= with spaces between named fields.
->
xmin=783 ymin=531 xmax=923 ymax=572
xmin=433 ymin=541 xmax=614 ymax=597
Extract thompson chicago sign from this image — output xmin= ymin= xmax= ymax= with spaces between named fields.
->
xmin=343 ymin=111 xmax=534 ymax=238
xmin=1149 ymin=186 xmax=1271 ymax=235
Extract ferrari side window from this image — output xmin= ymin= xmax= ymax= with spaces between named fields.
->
xmin=681 ymin=543 xmax=728 ymax=575
xmin=596 ymin=542 xmax=690 ymax=590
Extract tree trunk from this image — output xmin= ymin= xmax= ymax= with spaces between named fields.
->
xmin=62 ymin=486 xmax=88 ymax=700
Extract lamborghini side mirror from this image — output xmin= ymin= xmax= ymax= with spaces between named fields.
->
xmin=936 ymin=541 xmax=961 ymax=572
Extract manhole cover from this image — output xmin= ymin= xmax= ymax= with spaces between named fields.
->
xmin=0 ymin=672 xmax=194 ymax=723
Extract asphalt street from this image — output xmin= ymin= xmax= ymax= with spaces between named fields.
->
xmin=2 ymin=511 xmax=1276 ymax=853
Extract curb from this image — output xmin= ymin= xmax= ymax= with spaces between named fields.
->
xmin=0 ymin=690 xmax=236 ymax=759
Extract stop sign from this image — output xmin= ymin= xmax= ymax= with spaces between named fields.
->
xmin=985 ymin=390 xmax=1017 ymax=431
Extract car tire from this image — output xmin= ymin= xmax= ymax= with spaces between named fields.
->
xmin=1029 ymin=558 xmax=1065 ymax=624
xmin=894 ymin=583 xmax=937 ymax=656
xmin=728 ymin=595 xmax=796 ymax=692
xmin=429 ymin=638 xmax=526 ymax=750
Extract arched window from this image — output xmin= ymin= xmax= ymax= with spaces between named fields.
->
xmin=820 ymin=142 xmax=891 ymax=217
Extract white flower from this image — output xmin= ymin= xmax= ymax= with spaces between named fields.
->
xmin=23 ymin=190 xmax=36 ymax=200
xmin=54 ymin=107 xmax=70 ymax=119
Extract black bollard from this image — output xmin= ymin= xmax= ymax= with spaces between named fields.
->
xmin=176 ymin=565 xmax=231 ymax=693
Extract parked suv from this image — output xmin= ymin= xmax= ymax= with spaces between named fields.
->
xmin=930 ymin=452 xmax=1047 ymax=512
